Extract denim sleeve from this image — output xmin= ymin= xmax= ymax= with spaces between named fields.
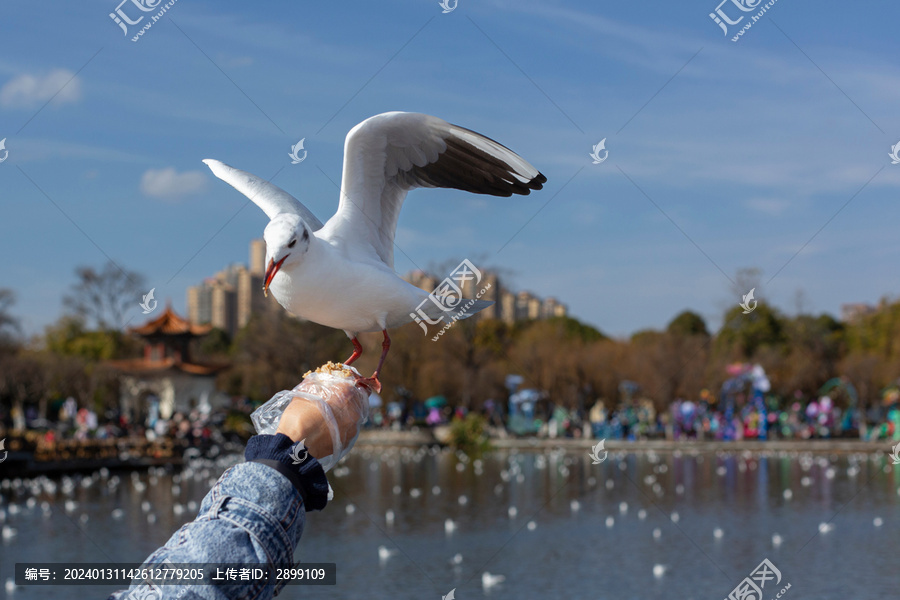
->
xmin=108 ymin=461 xmax=308 ymax=600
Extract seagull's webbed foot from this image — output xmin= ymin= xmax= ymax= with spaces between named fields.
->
xmin=357 ymin=375 xmax=382 ymax=394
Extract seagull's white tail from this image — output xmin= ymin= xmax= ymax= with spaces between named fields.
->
xmin=459 ymin=299 xmax=494 ymax=320
xmin=418 ymin=299 xmax=494 ymax=322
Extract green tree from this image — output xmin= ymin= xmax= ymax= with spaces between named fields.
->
xmin=667 ymin=310 xmax=709 ymax=337
xmin=716 ymin=303 xmax=786 ymax=359
xmin=544 ymin=316 xmax=607 ymax=343
xmin=44 ymin=316 xmax=132 ymax=361
xmin=196 ymin=327 xmax=232 ymax=359
xmin=845 ymin=299 xmax=900 ymax=358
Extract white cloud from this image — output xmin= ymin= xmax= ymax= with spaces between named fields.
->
xmin=140 ymin=168 xmax=208 ymax=199
xmin=0 ymin=69 xmax=81 ymax=109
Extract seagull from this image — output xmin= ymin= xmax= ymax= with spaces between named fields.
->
xmin=482 ymin=572 xmax=506 ymax=589
xmin=204 ymin=112 xmax=545 ymax=391
xmin=444 ymin=518 xmax=458 ymax=535
xmin=377 ymin=545 xmax=397 ymax=563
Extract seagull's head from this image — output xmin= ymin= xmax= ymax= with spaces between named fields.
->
xmin=262 ymin=213 xmax=311 ymax=297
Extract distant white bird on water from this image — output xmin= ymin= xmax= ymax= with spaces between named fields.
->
xmin=205 ymin=112 xmax=545 ymax=391
xmin=377 ymin=545 xmax=397 ymax=563
xmin=482 ymin=572 xmax=505 ymax=589
xmin=444 ymin=518 xmax=458 ymax=535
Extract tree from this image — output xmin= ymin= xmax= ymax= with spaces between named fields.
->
xmin=544 ymin=316 xmax=607 ymax=343
xmin=0 ymin=352 xmax=45 ymax=423
xmin=0 ymin=289 xmax=20 ymax=351
xmin=716 ymin=303 xmax=786 ymax=359
xmin=196 ymin=327 xmax=232 ymax=359
xmin=63 ymin=261 xmax=146 ymax=330
xmin=223 ymin=312 xmax=348 ymax=402
xmin=44 ymin=316 xmax=130 ymax=361
xmin=667 ymin=310 xmax=709 ymax=337
xmin=844 ymin=299 xmax=900 ymax=359
xmin=626 ymin=329 xmax=709 ymax=409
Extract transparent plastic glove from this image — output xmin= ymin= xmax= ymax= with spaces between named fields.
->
xmin=251 ymin=362 xmax=371 ymax=472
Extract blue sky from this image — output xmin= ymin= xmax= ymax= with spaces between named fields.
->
xmin=1 ymin=0 xmax=898 ymax=339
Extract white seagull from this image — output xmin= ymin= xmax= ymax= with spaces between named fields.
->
xmin=204 ymin=112 xmax=545 ymax=390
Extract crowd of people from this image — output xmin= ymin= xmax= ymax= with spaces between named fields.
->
xmin=4 ymin=367 xmax=900 ymax=447
xmin=357 ymin=388 xmax=900 ymax=442
xmin=1 ymin=395 xmax=231 ymax=457
xmin=365 ymin=366 xmax=900 ymax=443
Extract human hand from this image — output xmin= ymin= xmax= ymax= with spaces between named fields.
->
xmin=275 ymin=397 xmax=336 ymax=459
xmin=275 ymin=363 xmax=370 ymax=465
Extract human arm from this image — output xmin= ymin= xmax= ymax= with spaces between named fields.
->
xmin=108 ymin=365 xmax=369 ymax=600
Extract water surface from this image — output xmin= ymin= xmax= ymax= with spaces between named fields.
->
xmin=3 ymin=447 xmax=898 ymax=599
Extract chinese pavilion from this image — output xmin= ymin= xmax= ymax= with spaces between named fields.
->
xmin=108 ymin=304 xmax=228 ymax=421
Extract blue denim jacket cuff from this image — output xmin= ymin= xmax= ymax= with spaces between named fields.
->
xmin=245 ymin=434 xmax=330 ymax=511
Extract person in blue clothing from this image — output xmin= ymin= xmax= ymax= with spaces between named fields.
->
xmin=109 ymin=378 xmax=368 ymax=600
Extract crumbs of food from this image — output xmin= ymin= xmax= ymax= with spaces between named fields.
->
xmin=303 ymin=361 xmax=355 ymax=379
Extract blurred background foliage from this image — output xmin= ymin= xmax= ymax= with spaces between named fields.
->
xmin=0 ymin=262 xmax=898 ymax=418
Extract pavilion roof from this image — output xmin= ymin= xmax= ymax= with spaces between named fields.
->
xmin=130 ymin=305 xmax=211 ymax=337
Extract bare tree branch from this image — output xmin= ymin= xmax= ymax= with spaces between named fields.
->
xmin=63 ymin=261 xmax=146 ymax=330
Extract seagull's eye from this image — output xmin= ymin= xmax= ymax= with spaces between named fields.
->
xmin=288 ymin=239 xmax=297 ymax=248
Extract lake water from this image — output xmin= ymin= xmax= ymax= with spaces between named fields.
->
xmin=2 ymin=446 xmax=898 ymax=599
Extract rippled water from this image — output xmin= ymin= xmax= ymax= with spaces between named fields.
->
xmin=3 ymin=447 xmax=899 ymax=599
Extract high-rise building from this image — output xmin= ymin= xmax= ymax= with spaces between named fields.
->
xmin=840 ymin=302 xmax=876 ymax=324
xmin=402 ymin=266 xmax=567 ymax=325
xmin=474 ymin=272 xmax=499 ymax=321
xmin=210 ymin=284 xmax=236 ymax=335
xmin=514 ymin=291 xmax=542 ymax=320
xmin=250 ymin=239 xmax=266 ymax=276
xmin=188 ymin=240 xmax=277 ymax=338
xmin=187 ymin=285 xmax=212 ymax=326
xmin=237 ymin=268 xmax=266 ymax=329
xmin=542 ymin=297 xmax=567 ymax=319
xmin=500 ymin=289 xmax=516 ymax=325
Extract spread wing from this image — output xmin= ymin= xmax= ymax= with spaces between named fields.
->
xmin=203 ymin=159 xmax=324 ymax=230
xmin=318 ymin=112 xmax=546 ymax=269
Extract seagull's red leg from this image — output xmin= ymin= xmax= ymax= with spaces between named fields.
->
xmin=358 ymin=330 xmax=390 ymax=394
xmin=373 ymin=329 xmax=391 ymax=379
xmin=344 ymin=337 xmax=363 ymax=366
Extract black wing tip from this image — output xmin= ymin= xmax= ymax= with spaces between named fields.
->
xmin=511 ymin=171 xmax=547 ymax=196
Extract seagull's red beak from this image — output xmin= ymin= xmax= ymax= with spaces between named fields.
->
xmin=263 ymin=255 xmax=288 ymax=297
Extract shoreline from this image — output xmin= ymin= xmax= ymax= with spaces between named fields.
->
xmin=356 ymin=429 xmax=896 ymax=455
